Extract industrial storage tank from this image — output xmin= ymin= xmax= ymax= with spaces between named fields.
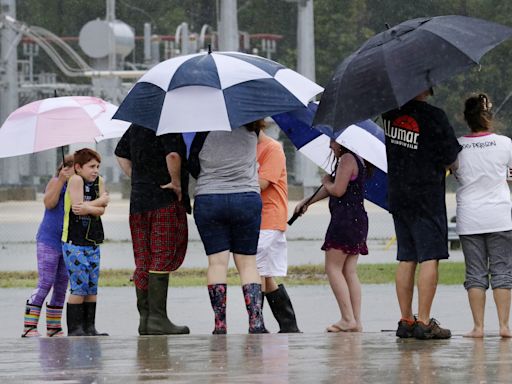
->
xmin=79 ymin=19 xmax=135 ymax=59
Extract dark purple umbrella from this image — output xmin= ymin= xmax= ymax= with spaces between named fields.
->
xmin=314 ymin=15 xmax=512 ymax=135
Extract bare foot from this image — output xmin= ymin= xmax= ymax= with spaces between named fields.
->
xmin=326 ymin=319 xmax=358 ymax=333
xmin=500 ymin=327 xmax=512 ymax=338
xmin=463 ymin=328 xmax=484 ymax=338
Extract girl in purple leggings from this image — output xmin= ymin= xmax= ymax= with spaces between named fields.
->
xmin=22 ymin=155 xmax=74 ymax=337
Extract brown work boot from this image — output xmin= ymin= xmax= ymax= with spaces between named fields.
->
xmin=413 ymin=318 xmax=451 ymax=340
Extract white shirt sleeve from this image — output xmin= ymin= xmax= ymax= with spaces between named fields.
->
xmin=507 ymin=138 xmax=512 ymax=168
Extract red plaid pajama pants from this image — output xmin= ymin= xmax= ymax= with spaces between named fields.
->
xmin=129 ymin=202 xmax=188 ymax=290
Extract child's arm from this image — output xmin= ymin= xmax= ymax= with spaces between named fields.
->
xmin=87 ymin=177 xmax=109 ymax=208
xmin=88 ymin=192 xmax=109 ymax=208
xmin=293 ymin=185 xmax=330 ymax=217
xmin=44 ymin=166 xmax=74 ymax=209
xmin=71 ymin=177 xmax=107 ymax=217
xmin=322 ymin=153 xmax=357 ymax=198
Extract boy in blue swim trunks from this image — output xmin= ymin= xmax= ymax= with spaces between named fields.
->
xmin=62 ymin=148 xmax=110 ymax=336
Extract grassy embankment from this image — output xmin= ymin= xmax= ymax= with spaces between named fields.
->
xmin=0 ymin=262 xmax=465 ymax=288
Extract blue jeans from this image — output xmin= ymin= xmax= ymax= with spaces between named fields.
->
xmin=193 ymin=192 xmax=262 ymax=255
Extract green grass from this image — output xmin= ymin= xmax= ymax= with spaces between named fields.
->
xmin=0 ymin=262 xmax=467 ymax=288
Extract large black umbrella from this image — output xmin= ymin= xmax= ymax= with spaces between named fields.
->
xmin=314 ymin=15 xmax=512 ymax=135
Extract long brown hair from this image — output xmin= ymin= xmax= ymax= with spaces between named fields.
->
xmin=464 ymin=93 xmax=493 ymax=133
xmin=330 ymin=143 xmax=374 ymax=179
xmin=245 ymin=119 xmax=266 ymax=135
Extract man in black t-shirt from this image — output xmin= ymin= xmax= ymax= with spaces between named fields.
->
xmin=382 ymin=89 xmax=461 ymax=340
xmin=115 ymin=124 xmax=190 ymax=335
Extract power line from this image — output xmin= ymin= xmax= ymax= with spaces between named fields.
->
xmin=117 ymin=0 xmax=157 ymax=32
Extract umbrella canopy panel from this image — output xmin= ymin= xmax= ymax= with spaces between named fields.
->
xmin=314 ymin=15 xmax=512 ymax=135
xmin=113 ymin=51 xmax=323 ymax=134
xmin=273 ymin=103 xmax=388 ymax=210
xmin=0 ymin=96 xmax=129 ymax=158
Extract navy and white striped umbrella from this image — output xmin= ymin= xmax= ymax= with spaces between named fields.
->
xmin=113 ymin=51 xmax=323 ymax=134
xmin=272 ymin=103 xmax=388 ymax=210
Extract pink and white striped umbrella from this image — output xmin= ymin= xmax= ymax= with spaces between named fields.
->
xmin=0 ymin=96 xmax=130 ymax=158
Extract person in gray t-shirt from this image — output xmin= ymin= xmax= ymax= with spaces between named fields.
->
xmin=192 ymin=121 xmax=268 ymax=334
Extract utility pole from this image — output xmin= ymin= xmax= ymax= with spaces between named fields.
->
xmin=0 ymin=0 xmax=20 ymax=184
xmin=106 ymin=0 xmax=116 ymax=70
xmin=217 ymin=0 xmax=239 ymax=51
xmin=297 ymin=0 xmax=315 ymax=79
xmin=175 ymin=22 xmax=191 ymax=55
xmin=288 ymin=0 xmax=318 ymax=197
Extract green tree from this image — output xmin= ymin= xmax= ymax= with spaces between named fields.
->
xmin=314 ymin=0 xmax=375 ymax=85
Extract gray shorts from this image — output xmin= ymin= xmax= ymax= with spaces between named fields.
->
xmin=460 ymin=231 xmax=512 ymax=290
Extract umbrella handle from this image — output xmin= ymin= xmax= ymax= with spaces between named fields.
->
xmin=287 ymin=211 xmax=301 ymax=226
xmin=287 ymin=184 xmax=323 ymax=226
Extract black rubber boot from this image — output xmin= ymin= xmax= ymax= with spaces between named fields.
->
xmin=147 ymin=273 xmax=190 ymax=335
xmin=83 ymin=302 xmax=109 ymax=336
xmin=266 ymin=284 xmax=301 ymax=333
xmin=136 ymin=288 xmax=149 ymax=335
xmin=66 ymin=303 xmax=87 ymax=336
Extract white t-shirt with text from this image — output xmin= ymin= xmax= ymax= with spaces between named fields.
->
xmin=454 ymin=133 xmax=512 ymax=235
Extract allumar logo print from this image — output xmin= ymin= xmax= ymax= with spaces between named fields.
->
xmin=384 ymin=115 xmax=419 ymax=149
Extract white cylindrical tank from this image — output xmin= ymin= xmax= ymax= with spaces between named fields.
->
xmin=79 ymin=19 xmax=135 ymax=59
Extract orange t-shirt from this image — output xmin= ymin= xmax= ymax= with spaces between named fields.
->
xmin=257 ymin=136 xmax=288 ymax=231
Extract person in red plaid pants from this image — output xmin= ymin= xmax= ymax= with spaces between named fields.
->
xmin=115 ymin=124 xmax=190 ymax=335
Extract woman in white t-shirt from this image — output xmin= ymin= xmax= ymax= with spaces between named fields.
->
xmin=454 ymin=93 xmax=512 ymax=338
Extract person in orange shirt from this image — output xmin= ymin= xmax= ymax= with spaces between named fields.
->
xmin=256 ymin=120 xmax=300 ymax=333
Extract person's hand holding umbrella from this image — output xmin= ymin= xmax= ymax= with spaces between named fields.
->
xmin=290 ymin=183 xmax=330 ymax=225
xmin=58 ymin=164 xmax=75 ymax=182
xmin=321 ymin=173 xmax=335 ymax=187
xmin=293 ymin=198 xmax=310 ymax=218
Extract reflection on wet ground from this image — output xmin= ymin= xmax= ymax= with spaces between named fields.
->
xmin=1 ymin=333 xmax=511 ymax=383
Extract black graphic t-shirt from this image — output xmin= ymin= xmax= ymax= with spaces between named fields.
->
xmin=382 ymin=100 xmax=462 ymax=215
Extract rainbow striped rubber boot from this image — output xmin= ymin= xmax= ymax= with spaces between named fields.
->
xmin=46 ymin=304 xmax=64 ymax=337
xmin=21 ymin=301 xmax=41 ymax=338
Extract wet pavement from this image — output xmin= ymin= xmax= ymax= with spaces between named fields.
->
xmin=2 ymin=330 xmax=512 ymax=383
xmin=1 ymin=284 xmax=508 ymax=382
xmin=0 ymin=333 xmax=506 ymax=383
